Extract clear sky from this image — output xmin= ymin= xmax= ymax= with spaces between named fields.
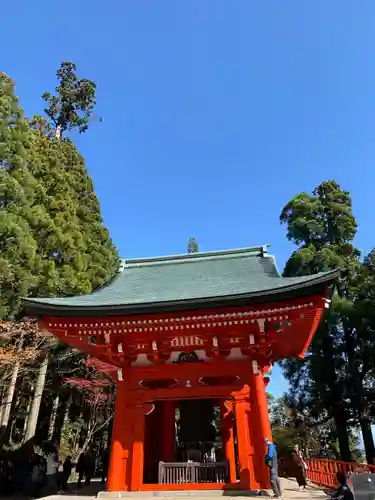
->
xmin=2 ymin=1 xmax=375 ymax=396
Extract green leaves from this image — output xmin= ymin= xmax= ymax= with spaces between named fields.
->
xmin=0 ymin=72 xmax=119 ymax=320
xmin=280 ymin=180 xmax=357 ymax=250
xmin=42 ymin=61 xmax=98 ymax=138
xmin=280 ymin=180 xmax=363 ymax=460
xmin=187 ymin=237 xmax=199 ymax=253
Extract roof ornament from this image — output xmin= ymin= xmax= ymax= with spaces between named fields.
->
xmin=260 ymin=245 xmax=269 ymax=257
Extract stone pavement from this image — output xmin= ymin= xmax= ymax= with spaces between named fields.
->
xmin=39 ymin=478 xmax=329 ymax=500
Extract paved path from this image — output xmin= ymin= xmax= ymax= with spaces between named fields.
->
xmin=39 ymin=478 xmax=329 ymax=500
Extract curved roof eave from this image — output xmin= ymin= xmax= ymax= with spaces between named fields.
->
xmin=23 ymin=268 xmax=341 ymax=318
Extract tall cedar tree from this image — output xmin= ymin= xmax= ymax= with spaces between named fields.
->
xmin=339 ymin=250 xmax=375 ymax=463
xmin=187 ymin=237 xmax=199 ymax=253
xmin=280 ymin=180 xmax=362 ymax=461
xmin=29 ymin=117 xmax=119 ymax=296
xmin=42 ymin=62 xmax=97 ymax=139
xmin=0 ymin=73 xmax=40 ymax=319
xmin=0 ymin=74 xmax=119 ymax=317
xmin=0 ymin=71 xmax=118 ymax=448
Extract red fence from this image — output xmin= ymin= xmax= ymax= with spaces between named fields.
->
xmin=280 ymin=458 xmax=375 ymax=489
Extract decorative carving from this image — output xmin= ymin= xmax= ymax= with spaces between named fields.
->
xmin=143 ymin=403 xmax=155 ymax=415
xmin=224 ymin=400 xmax=232 ymax=412
xmin=229 ymin=337 xmax=241 ymax=344
xmin=256 ymin=318 xmax=265 ymax=333
xmin=138 ymin=378 xmax=178 ymax=389
xmin=232 ymin=384 xmax=251 ymax=402
xmin=177 ymin=351 xmax=200 ymax=364
xmin=170 ymin=336 xmax=204 ymax=348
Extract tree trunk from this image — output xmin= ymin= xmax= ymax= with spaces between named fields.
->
xmin=48 ymin=393 xmax=60 ymax=441
xmin=1 ymin=361 xmax=20 ymax=429
xmin=360 ymin=415 xmax=375 ymax=464
xmin=333 ymin=412 xmax=352 ymax=462
xmin=343 ymin=322 xmax=375 ymax=464
xmin=24 ymin=355 xmax=48 ymax=443
xmin=321 ymin=324 xmax=352 ymax=461
xmin=0 ymin=386 xmax=6 ymax=427
xmin=55 ymin=124 xmax=62 ymax=139
xmin=23 ymin=386 xmax=33 ymax=436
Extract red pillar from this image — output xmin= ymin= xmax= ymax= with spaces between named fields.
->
xmin=107 ymin=383 xmax=134 ymax=492
xmin=234 ymin=385 xmax=254 ymax=490
xmin=131 ymin=405 xmax=145 ymax=491
xmin=162 ymin=400 xmax=175 ymax=462
xmin=220 ymin=400 xmax=237 ymax=484
xmin=143 ymin=404 xmax=159 ymax=483
xmin=249 ymin=366 xmax=272 ymax=490
xmin=253 ymin=370 xmax=272 ymax=440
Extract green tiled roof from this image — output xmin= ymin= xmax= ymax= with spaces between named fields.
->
xmin=23 ymin=246 xmax=340 ymax=316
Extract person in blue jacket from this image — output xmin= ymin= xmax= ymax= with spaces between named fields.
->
xmin=265 ymin=438 xmax=282 ymax=497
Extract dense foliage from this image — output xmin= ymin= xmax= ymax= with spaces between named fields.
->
xmin=187 ymin=236 xmax=199 ymax=253
xmin=42 ymin=61 xmax=98 ymax=138
xmin=0 ymin=66 xmax=117 ymax=462
xmin=0 ymin=72 xmax=118 ymax=319
xmin=279 ymin=180 xmax=375 ymax=463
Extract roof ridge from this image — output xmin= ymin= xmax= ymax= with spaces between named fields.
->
xmin=122 ymin=245 xmax=269 ymax=268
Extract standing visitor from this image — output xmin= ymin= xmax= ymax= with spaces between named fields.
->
xmin=77 ymin=448 xmax=95 ymax=488
xmin=84 ymin=448 xmax=95 ymax=486
xmin=292 ymin=444 xmax=307 ymax=491
xmin=60 ymin=456 xmax=73 ymax=491
xmin=30 ymin=454 xmax=44 ymax=497
xmin=265 ymin=438 xmax=282 ymax=498
xmin=101 ymin=448 xmax=109 ymax=484
xmin=45 ymin=447 xmax=59 ymax=494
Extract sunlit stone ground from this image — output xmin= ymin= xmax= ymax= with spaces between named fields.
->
xmin=39 ymin=478 xmax=328 ymax=500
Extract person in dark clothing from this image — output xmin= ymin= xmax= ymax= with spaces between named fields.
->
xmin=84 ymin=449 xmax=95 ymax=486
xmin=31 ymin=454 xmax=45 ymax=498
xmin=265 ymin=438 xmax=282 ymax=498
xmin=60 ymin=456 xmax=73 ymax=491
xmin=76 ymin=453 xmax=85 ymax=488
xmin=292 ymin=444 xmax=307 ymax=491
xmin=331 ymin=471 xmax=354 ymax=500
xmin=101 ymin=448 xmax=109 ymax=484
xmin=76 ymin=449 xmax=95 ymax=488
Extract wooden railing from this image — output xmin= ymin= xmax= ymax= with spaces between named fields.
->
xmin=158 ymin=461 xmax=228 ymax=484
xmin=280 ymin=457 xmax=375 ymax=489
xmin=307 ymin=459 xmax=375 ymax=488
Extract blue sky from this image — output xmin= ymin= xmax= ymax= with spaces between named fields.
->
xmin=2 ymin=1 xmax=375 ymax=396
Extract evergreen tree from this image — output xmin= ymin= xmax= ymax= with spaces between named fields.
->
xmin=340 ymin=250 xmax=375 ymax=463
xmin=0 ymin=71 xmax=119 ymax=447
xmin=42 ymin=61 xmax=98 ymax=139
xmin=187 ymin=237 xmax=199 ymax=253
xmin=0 ymin=73 xmax=40 ymax=319
xmin=0 ymin=74 xmax=119 ymax=317
xmin=280 ymin=180 xmax=363 ymax=461
xmin=28 ymin=117 xmax=119 ymax=296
